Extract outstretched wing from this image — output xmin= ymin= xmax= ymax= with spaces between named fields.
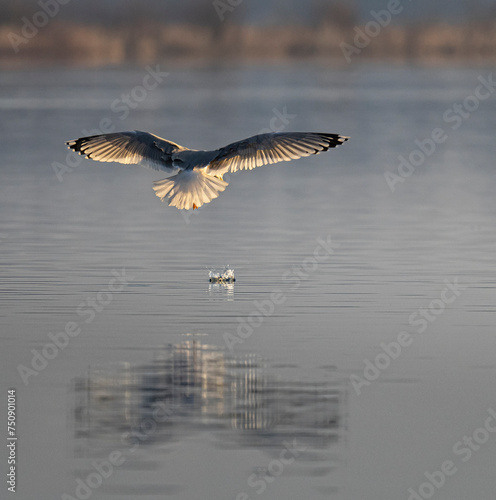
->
xmin=66 ymin=130 xmax=187 ymax=172
xmin=207 ymin=132 xmax=349 ymax=175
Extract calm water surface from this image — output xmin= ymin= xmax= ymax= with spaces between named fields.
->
xmin=1 ymin=64 xmax=496 ymax=500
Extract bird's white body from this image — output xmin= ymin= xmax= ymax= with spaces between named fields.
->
xmin=67 ymin=130 xmax=349 ymax=210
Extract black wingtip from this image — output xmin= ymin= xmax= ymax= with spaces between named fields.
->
xmin=66 ymin=138 xmax=89 ymax=156
xmin=317 ymin=133 xmax=350 ymax=153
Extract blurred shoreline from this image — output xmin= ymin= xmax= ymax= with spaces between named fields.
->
xmin=1 ymin=21 xmax=496 ymax=68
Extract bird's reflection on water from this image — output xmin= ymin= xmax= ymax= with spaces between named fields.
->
xmin=71 ymin=341 xmax=347 ymax=490
xmin=207 ymin=281 xmax=235 ymax=301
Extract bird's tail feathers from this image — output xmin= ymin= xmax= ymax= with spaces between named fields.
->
xmin=153 ymin=170 xmax=228 ymax=210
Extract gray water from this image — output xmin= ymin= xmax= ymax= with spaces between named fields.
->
xmin=1 ymin=64 xmax=496 ymax=500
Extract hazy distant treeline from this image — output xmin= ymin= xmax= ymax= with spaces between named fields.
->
xmin=1 ymin=0 xmax=496 ymax=66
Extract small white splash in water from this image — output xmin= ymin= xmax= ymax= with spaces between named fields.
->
xmin=208 ymin=266 xmax=236 ymax=284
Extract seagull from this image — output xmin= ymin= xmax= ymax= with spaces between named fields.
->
xmin=67 ymin=130 xmax=349 ymax=210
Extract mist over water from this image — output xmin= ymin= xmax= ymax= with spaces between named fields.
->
xmin=1 ymin=64 xmax=496 ymax=500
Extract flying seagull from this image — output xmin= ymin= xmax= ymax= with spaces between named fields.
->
xmin=67 ymin=130 xmax=349 ymax=210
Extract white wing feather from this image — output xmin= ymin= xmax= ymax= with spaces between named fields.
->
xmin=206 ymin=132 xmax=349 ymax=175
xmin=66 ymin=130 xmax=186 ymax=172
